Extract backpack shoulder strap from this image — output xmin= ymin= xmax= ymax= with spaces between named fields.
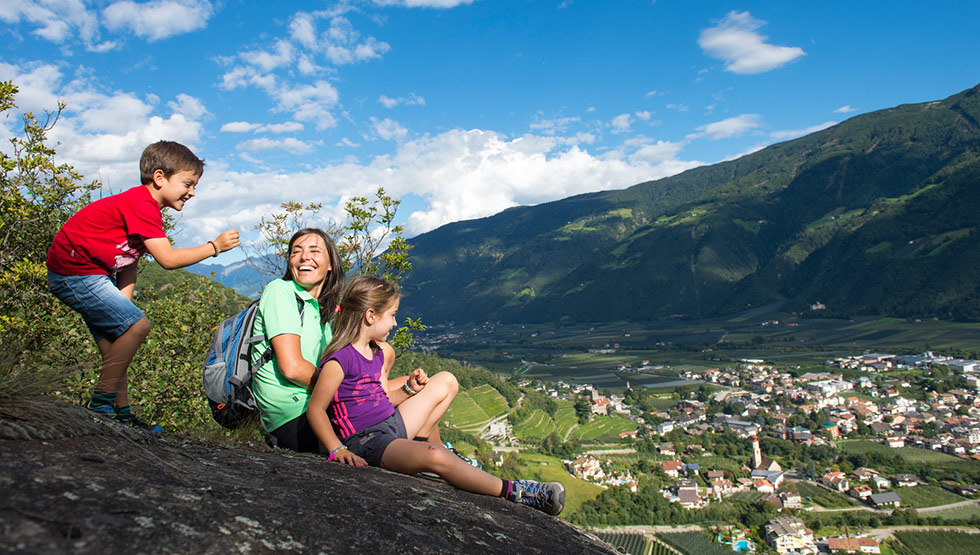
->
xmin=253 ymin=290 xmax=310 ymax=369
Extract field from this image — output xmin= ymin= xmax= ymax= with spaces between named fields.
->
xmin=468 ymin=384 xmax=510 ymax=418
xmin=419 ymin=313 xmax=980 ymax=390
xmin=891 ymin=530 xmax=980 ymax=555
xmin=592 ymin=532 xmax=649 ymax=555
xmin=840 ymin=440 xmax=964 ymax=465
xmin=513 ymin=409 xmax=557 ymax=440
xmin=792 ymin=481 xmax=860 ymax=508
xmin=444 ymin=391 xmax=491 ymax=432
xmin=554 ymin=401 xmax=579 ymax=439
xmin=517 ymin=453 xmax=603 ymax=516
xmin=897 ymin=484 xmax=964 ymax=508
xmin=573 ymin=415 xmax=637 ymax=442
xmin=925 ymin=503 xmax=980 ymax=521
xmin=658 ymin=532 xmax=736 ymax=555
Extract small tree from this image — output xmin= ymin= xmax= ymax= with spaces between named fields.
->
xmin=249 ymin=189 xmax=423 ymax=349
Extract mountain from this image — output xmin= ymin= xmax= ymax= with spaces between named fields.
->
xmin=187 ymin=259 xmax=272 ymax=299
xmin=399 ymin=84 xmax=980 ymax=324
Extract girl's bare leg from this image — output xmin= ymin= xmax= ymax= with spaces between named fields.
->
xmin=399 ymin=372 xmax=458 ymax=440
xmin=381 ymin=439 xmax=501 ymax=495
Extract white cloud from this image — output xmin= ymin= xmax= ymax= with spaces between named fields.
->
xmin=103 ymin=0 xmax=214 ymax=42
xmin=372 ymin=117 xmax=409 ymax=141
xmin=378 ymin=93 xmax=426 ymax=108
xmin=529 ymin=115 xmax=581 ymax=135
xmin=221 ymin=121 xmax=261 ymax=133
xmin=688 ymin=114 xmax=763 ymax=140
xmin=628 ymin=140 xmax=686 ymax=164
xmin=0 ymin=0 xmax=99 ymax=44
xmin=371 ymin=0 xmax=475 ymax=7
xmin=769 ymin=121 xmax=837 ymax=140
xmin=666 ymin=103 xmax=689 ymax=112
xmin=834 ymin=105 xmax=857 ymax=113
xmin=321 ymin=16 xmax=391 ymax=65
xmin=699 ymin=11 xmax=805 ymax=75
xmin=611 ymin=113 xmax=633 ymax=133
xmin=276 ymin=80 xmax=340 ymax=130
xmin=337 ymin=137 xmax=361 ymax=147
xmin=635 ymin=111 xmax=652 ymax=120
xmin=289 ymin=13 xmax=317 ymax=49
xmin=261 ymin=121 xmax=304 ymax=133
xmin=242 ymin=40 xmax=295 ymax=72
xmin=168 ymin=94 xmax=209 ymax=120
xmin=236 ymin=137 xmax=314 ymax=154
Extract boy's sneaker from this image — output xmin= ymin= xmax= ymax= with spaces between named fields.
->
xmin=444 ymin=442 xmax=482 ymax=469
xmin=511 ymin=479 xmax=565 ymax=516
xmin=114 ymin=413 xmax=164 ymax=434
xmin=84 ymin=402 xmax=115 ymax=418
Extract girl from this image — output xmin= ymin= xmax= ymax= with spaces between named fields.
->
xmin=307 ymin=276 xmax=565 ymax=516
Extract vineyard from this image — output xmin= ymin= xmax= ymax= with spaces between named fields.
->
xmin=658 ymin=532 xmax=736 ymax=555
xmin=896 ymin=484 xmax=964 ymax=508
xmin=891 ymin=530 xmax=980 ymax=555
xmin=793 ymin=481 xmax=860 ymax=508
xmin=592 ymin=532 xmax=649 ymax=555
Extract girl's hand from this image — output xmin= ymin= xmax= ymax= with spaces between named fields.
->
xmin=333 ymin=449 xmax=367 ymax=467
xmin=408 ymin=368 xmax=428 ymax=391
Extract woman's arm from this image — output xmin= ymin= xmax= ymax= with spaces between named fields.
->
xmin=269 ymin=333 xmax=317 ymax=387
xmin=308 ymin=360 xmax=366 ymax=466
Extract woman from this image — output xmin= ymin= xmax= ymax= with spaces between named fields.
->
xmin=250 ymin=228 xmax=344 ymax=452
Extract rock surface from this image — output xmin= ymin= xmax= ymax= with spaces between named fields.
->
xmin=0 ymin=400 xmax=614 ymax=554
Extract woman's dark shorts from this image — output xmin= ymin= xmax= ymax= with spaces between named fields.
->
xmin=341 ymin=410 xmax=407 ymax=467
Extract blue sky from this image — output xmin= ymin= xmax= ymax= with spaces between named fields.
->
xmin=3 ymin=1 xmax=979 ymax=260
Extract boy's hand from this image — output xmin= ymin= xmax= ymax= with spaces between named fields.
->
xmin=408 ymin=368 xmax=428 ymax=391
xmin=213 ymin=229 xmax=241 ymax=253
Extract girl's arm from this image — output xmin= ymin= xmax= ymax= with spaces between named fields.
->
xmin=379 ymin=342 xmax=428 ymax=407
xmin=269 ymin=334 xmax=317 ymax=387
xmin=308 ymin=360 xmax=366 ymax=466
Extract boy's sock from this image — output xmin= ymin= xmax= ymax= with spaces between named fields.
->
xmin=115 ymin=405 xmax=132 ymax=418
xmin=500 ymin=479 xmax=514 ymax=500
xmin=85 ymin=389 xmax=117 ymax=413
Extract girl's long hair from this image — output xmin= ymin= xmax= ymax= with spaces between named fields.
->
xmin=320 ymin=275 xmax=399 ymax=362
xmin=282 ymin=228 xmax=345 ymax=323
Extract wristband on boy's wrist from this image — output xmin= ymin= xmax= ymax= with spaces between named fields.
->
xmin=328 ymin=445 xmax=347 ymax=461
xmin=403 ymin=382 xmax=417 ymax=396
xmin=207 ymin=240 xmax=219 ymax=257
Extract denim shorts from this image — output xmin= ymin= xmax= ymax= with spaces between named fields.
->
xmin=341 ymin=410 xmax=407 ymax=467
xmin=47 ymin=270 xmax=146 ymax=342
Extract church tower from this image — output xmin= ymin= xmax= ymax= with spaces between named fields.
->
xmin=751 ymin=435 xmax=762 ymax=469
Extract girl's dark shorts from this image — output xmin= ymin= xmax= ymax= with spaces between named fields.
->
xmin=341 ymin=410 xmax=407 ymax=467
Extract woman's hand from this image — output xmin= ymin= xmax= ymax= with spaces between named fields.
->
xmin=332 ymin=449 xmax=367 ymax=467
xmin=408 ymin=368 xmax=428 ymax=392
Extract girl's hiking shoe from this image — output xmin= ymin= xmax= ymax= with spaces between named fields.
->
xmin=511 ymin=479 xmax=566 ymax=516
xmin=113 ymin=413 xmax=164 ymax=434
xmin=444 ymin=442 xmax=482 ymax=469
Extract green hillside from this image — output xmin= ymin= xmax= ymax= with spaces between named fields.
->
xmin=400 ymin=84 xmax=980 ymax=323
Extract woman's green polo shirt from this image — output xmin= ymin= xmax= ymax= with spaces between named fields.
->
xmin=250 ymin=279 xmax=332 ymax=432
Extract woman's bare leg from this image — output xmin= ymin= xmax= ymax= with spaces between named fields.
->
xmin=381 ymin=439 xmax=501 ymax=495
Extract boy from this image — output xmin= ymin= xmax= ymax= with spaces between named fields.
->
xmin=46 ymin=140 xmax=240 ymax=432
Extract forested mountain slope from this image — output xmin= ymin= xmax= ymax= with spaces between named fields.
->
xmin=400 ymin=84 xmax=980 ymax=323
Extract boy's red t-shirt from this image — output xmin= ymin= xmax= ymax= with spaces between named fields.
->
xmin=46 ymin=186 xmax=166 ymax=276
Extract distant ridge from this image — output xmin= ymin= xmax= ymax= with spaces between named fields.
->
xmin=188 ymin=260 xmax=270 ymax=299
xmin=399 ymin=84 xmax=980 ymax=324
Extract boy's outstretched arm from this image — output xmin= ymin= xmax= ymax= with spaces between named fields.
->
xmin=143 ymin=228 xmax=240 ymax=270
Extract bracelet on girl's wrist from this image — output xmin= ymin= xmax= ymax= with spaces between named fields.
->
xmin=403 ymin=382 xmax=417 ymax=396
xmin=328 ymin=445 xmax=347 ymax=461
xmin=207 ymin=240 xmax=219 ymax=257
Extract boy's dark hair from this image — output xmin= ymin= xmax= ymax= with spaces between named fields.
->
xmin=140 ymin=140 xmax=205 ymax=184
